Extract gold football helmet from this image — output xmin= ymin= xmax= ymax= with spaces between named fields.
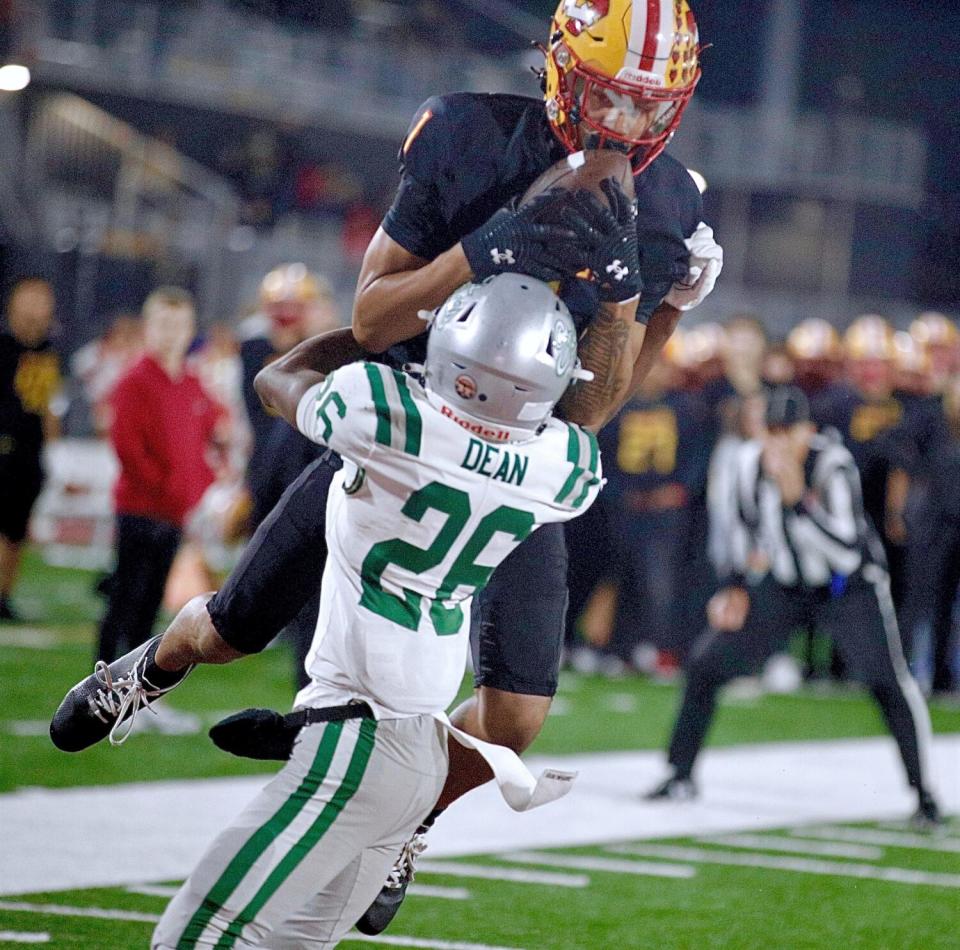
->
xmin=843 ymin=314 xmax=895 ymax=361
xmin=259 ymin=263 xmax=331 ymax=329
xmin=786 ymin=318 xmax=843 ymax=362
xmin=544 ymin=0 xmax=701 ymax=172
xmin=909 ymin=311 xmax=958 ymax=348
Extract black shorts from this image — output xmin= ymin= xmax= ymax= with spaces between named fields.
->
xmin=207 ymin=453 xmax=342 ymax=654
xmin=0 ymin=456 xmax=44 ymax=543
xmin=470 ymin=521 xmax=569 ymax=697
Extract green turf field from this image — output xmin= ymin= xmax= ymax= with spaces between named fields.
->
xmin=2 ymin=551 xmax=958 ymax=948
xmin=1 ymin=820 xmax=957 ymax=949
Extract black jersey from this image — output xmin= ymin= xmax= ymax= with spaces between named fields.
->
xmin=895 ymin=390 xmax=948 ymax=477
xmin=0 ymin=331 xmax=60 ymax=460
xmin=601 ymin=388 xmax=713 ymax=500
xmin=381 ymin=92 xmax=703 ymax=370
xmin=810 ymin=382 xmax=916 ymax=533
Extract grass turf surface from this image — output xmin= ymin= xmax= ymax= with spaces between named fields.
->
xmin=3 ymin=551 xmax=959 ymax=947
xmin=2 ymin=821 xmax=957 ymax=948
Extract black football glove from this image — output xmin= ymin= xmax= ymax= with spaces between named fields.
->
xmin=460 ymin=190 xmax=590 ymax=283
xmin=566 ymin=179 xmax=642 ymax=304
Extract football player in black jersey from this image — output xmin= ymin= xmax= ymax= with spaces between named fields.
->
xmin=50 ymin=0 xmax=722 ymax=935
xmin=813 ymin=315 xmax=921 ymax=617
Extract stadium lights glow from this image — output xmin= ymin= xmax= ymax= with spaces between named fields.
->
xmin=0 ymin=64 xmax=31 ymax=92
xmin=687 ymin=168 xmax=708 ymax=194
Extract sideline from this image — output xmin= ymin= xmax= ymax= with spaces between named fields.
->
xmin=1 ymin=735 xmax=957 ymax=896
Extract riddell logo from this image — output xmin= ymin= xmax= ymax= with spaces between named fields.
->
xmin=440 ymin=404 xmax=511 ymax=442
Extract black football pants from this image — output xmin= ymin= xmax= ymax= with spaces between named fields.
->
xmin=667 ymin=569 xmax=933 ymax=792
xmin=97 ymin=514 xmax=181 ymax=663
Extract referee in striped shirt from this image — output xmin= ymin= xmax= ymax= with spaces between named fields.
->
xmin=646 ymin=386 xmax=941 ymax=826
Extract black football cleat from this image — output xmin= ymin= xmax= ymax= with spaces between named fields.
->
xmin=909 ymin=789 xmax=943 ymax=831
xmin=355 ymin=830 xmax=428 ymax=935
xmin=644 ymin=774 xmax=698 ymax=802
xmin=50 ymin=636 xmax=192 ymax=751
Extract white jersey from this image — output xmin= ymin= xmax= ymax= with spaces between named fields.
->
xmin=292 ymin=361 xmax=601 ymax=719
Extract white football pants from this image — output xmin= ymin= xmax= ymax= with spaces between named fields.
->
xmin=153 ymin=715 xmax=448 ymax=949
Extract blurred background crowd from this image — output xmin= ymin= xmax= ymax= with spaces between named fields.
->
xmin=1 ymin=0 xmax=959 ymax=698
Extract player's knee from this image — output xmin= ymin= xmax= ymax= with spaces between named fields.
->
xmin=476 ymin=689 xmax=551 ymax=754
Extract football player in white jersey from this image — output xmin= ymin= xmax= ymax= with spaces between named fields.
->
xmin=52 ymin=275 xmax=602 ymax=949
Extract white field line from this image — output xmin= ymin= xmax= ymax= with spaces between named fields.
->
xmin=347 ymin=936 xmax=523 ymax=950
xmin=876 ymin=820 xmax=960 ymax=836
xmin=0 ymin=903 xmax=514 ymax=950
xmin=416 ymin=862 xmax=588 ymax=888
xmin=699 ymin=834 xmax=883 ymax=860
xmin=609 ymin=844 xmax=960 ymax=888
xmin=0 ymin=629 xmax=60 ymax=649
xmin=2 ymin=722 xmax=50 ymax=737
xmin=4 ymin=735 xmax=958 ymax=896
xmin=792 ymin=826 xmax=960 ymax=853
xmin=502 ymin=851 xmax=696 ymax=880
xmin=0 ymin=933 xmax=50 ymax=944
xmin=124 ymin=882 xmax=471 ymax=903
xmin=125 ymin=885 xmax=179 ymax=898
xmin=0 ymin=902 xmax=160 ymax=923
xmin=407 ymin=885 xmax=471 ymax=901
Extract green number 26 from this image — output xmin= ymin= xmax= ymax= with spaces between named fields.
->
xmin=359 ymin=481 xmax=534 ymax=635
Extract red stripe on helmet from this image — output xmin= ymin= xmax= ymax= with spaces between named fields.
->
xmin=638 ymin=0 xmax=662 ymax=72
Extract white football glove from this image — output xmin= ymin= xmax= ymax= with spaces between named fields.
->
xmin=665 ymin=221 xmax=723 ymax=312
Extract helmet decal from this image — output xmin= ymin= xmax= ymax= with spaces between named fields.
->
xmin=551 ymin=319 xmax=576 ymax=376
xmin=455 ymin=374 xmax=478 ymax=399
xmin=563 ymin=0 xmax=610 ymax=34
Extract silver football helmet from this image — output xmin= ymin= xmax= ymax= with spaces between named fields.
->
xmin=422 ymin=274 xmax=591 ymax=441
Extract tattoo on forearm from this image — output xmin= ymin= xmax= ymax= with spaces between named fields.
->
xmin=559 ymin=305 xmax=631 ymax=423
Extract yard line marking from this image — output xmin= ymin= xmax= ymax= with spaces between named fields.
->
xmin=0 ymin=933 xmax=50 ymax=944
xmin=792 ymin=826 xmax=960 ymax=854
xmin=417 ymin=861 xmax=588 ymax=888
xmin=407 ymin=884 xmax=470 ymax=901
xmin=610 ymin=844 xmax=960 ymax=888
xmin=125 ymin=884 xmax=179 ymax=898
xmin=0 ymin=902 xmax=160 ymax=923
xmin=603 ymin=693 xmax=637 ymax=714
xmin=2 ymin=722 xmax=49 ymax=738
xmin=875 ymin=820 xmax=960 ymax=836
xmin=700 ymin=834 xmax=883 ymax=860
xmin=0 ymin=905 xmax=512 ymax=950
xmin=348 ymin=936 xmax=523 ymax=950
xmin=502 ymin=851 xmax=696 ymax=880
xmin=0 ymin=629 xmax=59 ymax=649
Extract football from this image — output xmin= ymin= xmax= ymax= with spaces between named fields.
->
xmin=519 ymin=148 xmax=635 ymax=211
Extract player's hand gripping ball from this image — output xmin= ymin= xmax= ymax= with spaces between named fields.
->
xmin=519 ymin=150 xmax=641 ymax=303
xmin=460 ymin=189 xmax=587 ymax=284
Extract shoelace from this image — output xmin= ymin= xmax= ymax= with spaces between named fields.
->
xmin=384 ymin=833 xmax=428 ymax=890
xmin=89 ymin=660 xmax=162 ymax=747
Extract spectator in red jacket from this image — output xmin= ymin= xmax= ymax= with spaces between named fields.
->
xmin=97 ymin=287 xmax=222 ymax=662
